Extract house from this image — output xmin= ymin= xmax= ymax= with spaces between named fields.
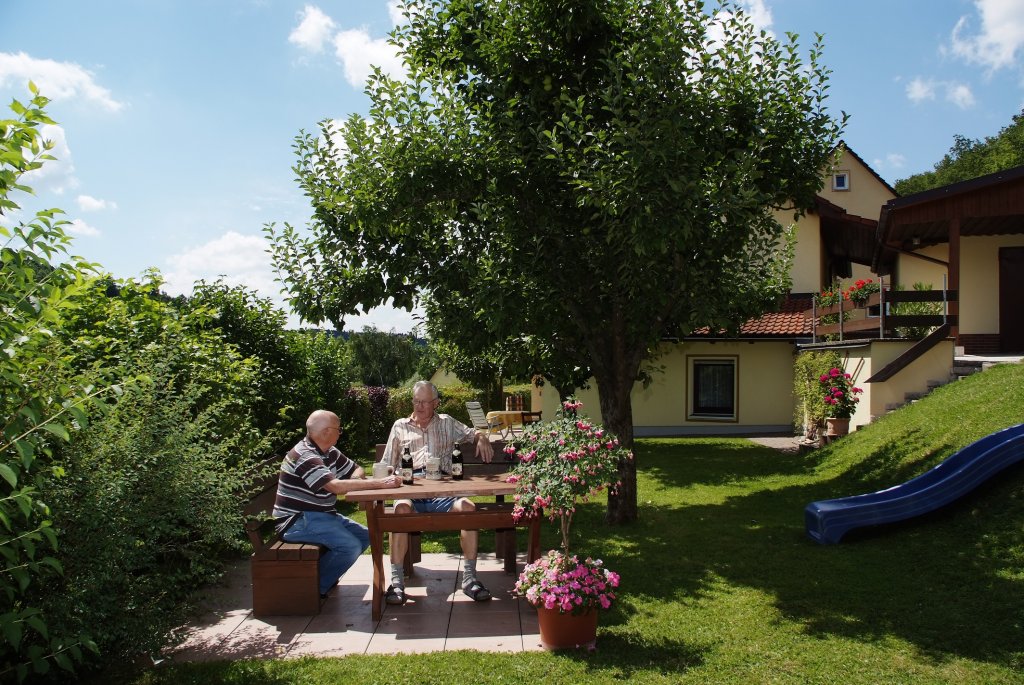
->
xmin=532 ymin=145 xmax=1022 ymax=436
xmin=873 ymin=165 xmax=1024 ymax=355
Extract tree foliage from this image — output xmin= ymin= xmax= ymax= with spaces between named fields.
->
xmin=267 ymin=0 xmax=843 ymax=522
xmin=894 ymin=109 xmax=1024 ymax=196
xmin=0 ymin=85 xmax=105 ymax=682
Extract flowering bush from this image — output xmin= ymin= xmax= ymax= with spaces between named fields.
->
xmin=515 ymin=550 xmax=619 ymax=614
xmin=504 ymin=398 xmax=631 ymax=553
xmin=505 ymin=398 xmax=631 ymax=613
xmin=820 ymin=367 xmax=863 ymax=419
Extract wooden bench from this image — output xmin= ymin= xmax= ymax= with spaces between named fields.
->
xmin=243 ymin=456 xmax=322 ymax=617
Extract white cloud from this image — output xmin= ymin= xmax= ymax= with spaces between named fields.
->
xmin=739 ymin=0 xmax=774 ymax=33
xmin=288 ymin=5 xmax=336 ymax=53
xmin=161 ymin=230 xmax=421 ymax=332
xmin=906 ymin=78 xmax=974 ymax=109
xmin=162 ymin=231 xmax=277 ymax=298
xmin=951 ymin=0 xmax=1024 ymax=71
xmin=66 ymin=218 xmax=100 ymax=237
xmin=873 ymin=153 xmax=907 ymax=172
xmin=886 ymin=153 xmax=907 ymax=169
xmin=333 ymin=28 xmax=405 ymax=87
xmin=0 ymin=51 xmax=124 ymax=112
xmin=946 ymin=82 xmax=976 ymax=108
xmin=22 ymin=124 xmax=77 ymax=195
xmin=387 ymin=0 xmax=405 ymax=26
xmin=906 ymin=77 xmax=936 ymax=102
xmin=76 ymin=194 xmax=117 ymax=212
xmin=289 ymin=6 xmax=406 ymax=87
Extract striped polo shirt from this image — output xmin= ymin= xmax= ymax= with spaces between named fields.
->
xmin=383 ymin=413 xmax=476 ymax=473
xmin=272 ymin=436 xmax=357 ymax=529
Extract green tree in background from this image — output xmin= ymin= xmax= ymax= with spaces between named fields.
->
xmin=895 ymin=110 xmax=1024 ymax=195
xmin=268 ymin=0 xmax=843 ymax=523
xmin=348 ymin=326 xmax=420 ymax=388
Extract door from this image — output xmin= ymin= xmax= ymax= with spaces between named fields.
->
xmin=999 ymin=247 xmax=1024 ymax=352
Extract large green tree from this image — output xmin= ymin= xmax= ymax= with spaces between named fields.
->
xmin=268 ymin=0 xmax=842 ymax=523
xmin=895 ymin=109 xmax=1024 ymax=195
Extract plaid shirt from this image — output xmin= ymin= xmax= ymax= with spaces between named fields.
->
xmin=382 ymin=413 xmax=476 ymax=473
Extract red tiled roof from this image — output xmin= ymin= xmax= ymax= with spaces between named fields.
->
xmin=687 ymin=293 xmax=813 ymax=338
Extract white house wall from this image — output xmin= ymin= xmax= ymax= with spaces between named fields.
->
xmin=832 ymin=339 xmax=955 ymax=431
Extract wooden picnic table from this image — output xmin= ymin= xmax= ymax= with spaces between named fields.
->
xmin=345 ymin=475 xmax=542 ymax=620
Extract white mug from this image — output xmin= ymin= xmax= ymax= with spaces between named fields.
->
xmin=372 ymin=462 xmax=394 ymax=479
xmin=425 ymin=455 xmax=441 ymax=480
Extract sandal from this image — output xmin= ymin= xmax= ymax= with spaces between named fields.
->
xmin=462 ymin=579 xmax=492 ymax=602
xmin=385 ymin=585 xmax=407 ymax=605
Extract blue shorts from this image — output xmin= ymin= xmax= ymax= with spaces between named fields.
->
xmin=412 ymin=497 xmax=457 ymax=513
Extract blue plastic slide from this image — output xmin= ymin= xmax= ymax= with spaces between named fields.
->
xmin=805 ymin=423 xmax=1024 ymax=544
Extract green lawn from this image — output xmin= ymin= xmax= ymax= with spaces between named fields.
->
xmin=128 ymin=363 xmax=1024 ymax=684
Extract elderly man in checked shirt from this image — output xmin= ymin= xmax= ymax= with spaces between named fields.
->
xmin=380 ymin=381 xmax=495 ymax=605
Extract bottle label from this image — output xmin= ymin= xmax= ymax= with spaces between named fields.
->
xmin=451 ymin=462 xmax=462 ymax=477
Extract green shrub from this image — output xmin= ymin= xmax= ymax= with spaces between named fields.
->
xmin=337 ymin=388 xmax=371 ymax=458
xmin=37 ymin=356 xmax=258 ymax=672
xmin=1 ymin=86 xmax=108 ymax=682
xmin=890 ymin=282 xmax=943 ymax=338
xmin=793 ymin=350 xmax=844 ymax=437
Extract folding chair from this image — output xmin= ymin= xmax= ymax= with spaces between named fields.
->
xmin=465 ymin=401 xmax=500 ymax=435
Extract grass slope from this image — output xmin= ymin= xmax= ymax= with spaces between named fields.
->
xmin=130 ymin=363 xmax=1024 ymax=684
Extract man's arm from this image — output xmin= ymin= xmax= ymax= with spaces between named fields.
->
xmin=474 ymin=431 xmax=494 ymax=463
xmin=454 ymin=418 xmax=493 ymax=463
xmin=324 ymin=473 xmax=401 ymax=494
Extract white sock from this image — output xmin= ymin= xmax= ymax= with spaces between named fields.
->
xmin=391 ymin=563 xmax=404 ymax=588
xmin=462 ymin=559 xmax=477 ymax=587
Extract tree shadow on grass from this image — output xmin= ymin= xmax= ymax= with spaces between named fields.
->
xmin=552 ymin=632 xmax=708 ymax=680
xmin=583 ymin=438 xmax=1024 ymax=669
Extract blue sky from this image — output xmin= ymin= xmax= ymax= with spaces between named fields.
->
xmin=2 ymin=1 xmax=1023 ymax=333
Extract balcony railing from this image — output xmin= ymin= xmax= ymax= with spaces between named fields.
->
xmin=804 ymin=286 xmax=957 ymax=343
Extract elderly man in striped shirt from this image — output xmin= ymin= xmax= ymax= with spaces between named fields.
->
xmin=380 ymin=381 xmax=495 ymax=605
xmin=273 ymin=409 xmax=402 ymax=599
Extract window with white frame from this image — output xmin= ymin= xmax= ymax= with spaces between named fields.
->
xmin=832 ymin=171 xmax=850 ymax=191
xmin=688 ymin=356 xmax=737 ymax=420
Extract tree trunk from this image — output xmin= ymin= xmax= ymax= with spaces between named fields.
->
xmin=597 ymin=372 xmax=638 ymax=524
xmin=587 ymin=310 xmax=641 ymax=525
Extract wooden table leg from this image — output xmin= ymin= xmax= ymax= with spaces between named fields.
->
xmin=526 ymin=515 xmax=541 ymax=563
xmin=502 ymin=528 xmax=516 ymax=573
xmin=364 ymin=501 xmax=385 ymax=621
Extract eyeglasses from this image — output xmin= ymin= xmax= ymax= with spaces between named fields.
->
xmin=412 ymin=399 xmax=437 ymax=406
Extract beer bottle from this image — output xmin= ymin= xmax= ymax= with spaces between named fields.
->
xmin=451 ymin=446 xmax=463 ymax=480
xmin=401 ymin=446 xmax=414 ymax=485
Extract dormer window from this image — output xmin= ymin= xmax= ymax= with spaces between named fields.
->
xmin=832 ymin=171 xmax=850 ymax=191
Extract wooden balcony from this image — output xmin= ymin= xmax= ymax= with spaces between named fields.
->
xmin=803 ymin=289 xmax=957 ymax=342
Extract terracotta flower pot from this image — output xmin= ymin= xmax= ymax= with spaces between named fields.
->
xmin=536 ymin=606 xmax=599 ymax=650
xmin=825 ymin=417 xmax=850 ymax=437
